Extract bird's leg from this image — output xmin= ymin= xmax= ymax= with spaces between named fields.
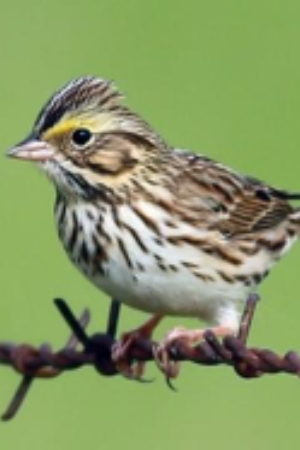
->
xmin=153 ymin=325 xmax=234 ymax=379
xmin=112 ymin=314 xmax=163 ymax=379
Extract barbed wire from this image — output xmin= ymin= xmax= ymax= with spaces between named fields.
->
xmin=1 ymin=294 xmax=299 ymax=421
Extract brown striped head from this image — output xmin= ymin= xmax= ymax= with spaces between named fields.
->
xmin=8 ymin=76 xmax=167 ymax=199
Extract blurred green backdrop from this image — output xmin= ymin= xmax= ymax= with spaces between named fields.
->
xmin=1 ymin=0 xmax=300 ymax=449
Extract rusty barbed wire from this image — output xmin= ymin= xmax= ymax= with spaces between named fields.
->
xmin=1 ymin=294 xmax=300 ymax=421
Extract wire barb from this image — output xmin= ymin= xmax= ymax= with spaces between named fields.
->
xmin=0 ymin=294 xmax=299 ymax=421
xmin=106 ymin=299 xmax=121 ymax=338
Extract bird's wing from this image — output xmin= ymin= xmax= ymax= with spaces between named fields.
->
xmin=172 ymin=152 xmax=299 ymax=237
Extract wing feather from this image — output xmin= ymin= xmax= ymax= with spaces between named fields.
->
xmin=172 ymin=152 xmax=297 ymax=237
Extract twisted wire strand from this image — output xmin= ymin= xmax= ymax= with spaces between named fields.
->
xmin=0 ymin=295 xmax=299 ymax=421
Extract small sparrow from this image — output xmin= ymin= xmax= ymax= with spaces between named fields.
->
xmin=8 ymin=76 xmax=300 ymax=377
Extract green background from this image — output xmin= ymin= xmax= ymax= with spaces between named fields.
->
xmin=0 ymin=1 xmax=300 ymax=449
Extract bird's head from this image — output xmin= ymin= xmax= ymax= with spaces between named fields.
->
xmin=8 ymin=76 xmax=167 ymax=200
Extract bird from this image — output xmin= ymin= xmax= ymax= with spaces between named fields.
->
xmin=8 ymin=75 xmax=300 ymax=378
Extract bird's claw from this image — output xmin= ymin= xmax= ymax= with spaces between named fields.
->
xmin=112 ymin=331 xmax=150 ymax=381
xmin=153 ymin=345 xmax=180 ymax=390
xmin=152 ymin=332 xmax=184 ymax=383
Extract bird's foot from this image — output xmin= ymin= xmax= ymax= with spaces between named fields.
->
xmin=112 ymin=314 xmax=163 ymax=380
xmin=153 ymin=326 xmax=234 ymax=380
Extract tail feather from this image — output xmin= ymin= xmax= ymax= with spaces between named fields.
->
xmin=270 ymin=188 xmax=300 ymax=201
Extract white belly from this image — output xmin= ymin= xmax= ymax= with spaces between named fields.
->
xmin=55 ymin=199 xmax=283 ymax=332
xmin=92 ymin=253 xmax=250 ymax=329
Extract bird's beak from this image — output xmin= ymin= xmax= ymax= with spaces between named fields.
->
xmin=7 ymin=138 xmax=55 ymax=162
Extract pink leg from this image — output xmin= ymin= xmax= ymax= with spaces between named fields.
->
xmin=153 ymin=325 xmax=235 ymax=379
xmin=112 ymin=314 xmax=163 ymax=379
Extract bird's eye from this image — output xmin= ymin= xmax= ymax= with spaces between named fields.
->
xmin=71 ymin=128 xmax=93 ymax=147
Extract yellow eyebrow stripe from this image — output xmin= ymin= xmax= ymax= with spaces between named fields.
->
xmin=42 ymin=117 xmax=96 ymax=140
xmin=42 ymin=112 xmax=117 ymax=141
xmin=43 ymin=119 xmax=80 ymax=140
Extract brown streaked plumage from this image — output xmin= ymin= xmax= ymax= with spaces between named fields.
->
xmin=8 ymin=76 xmax=300 ymax=378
